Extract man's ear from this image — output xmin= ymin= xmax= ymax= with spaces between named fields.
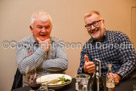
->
xmin=29 ymin=25 xmax=33 ymax=32
xmin=102 ymin=19 xmax=105 ymax=26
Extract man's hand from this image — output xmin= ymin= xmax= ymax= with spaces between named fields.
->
xmin=83 ymin=55 xmax=95 ymax=74
xmin=28 ymin=50 xmax=32 ymax=56
xmin=36 ymin=37 xmax=51 ymax=52
xmin=113 ymin=74 xmax=121 ymax=85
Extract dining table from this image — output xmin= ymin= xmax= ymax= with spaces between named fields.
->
xmin=12 ymin=77 xmax=136 ymax=91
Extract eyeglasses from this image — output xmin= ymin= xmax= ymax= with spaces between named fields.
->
xmin=85 ymin=20 xmax=102 ymax=29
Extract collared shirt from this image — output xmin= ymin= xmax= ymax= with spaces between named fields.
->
xmin=16 ymin=35 xmax=68 ymax=86
xmin=78 ymin=30 xmax=136 ymax=79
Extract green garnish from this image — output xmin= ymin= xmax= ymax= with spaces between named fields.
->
xmin=58 ymin=76 xmax=70 ymax=83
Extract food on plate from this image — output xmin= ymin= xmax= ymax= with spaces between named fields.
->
xmin=36 ymin=74 xmax=72 ymax=87
xmin=48 ymin=76 xmax=70 ymax=85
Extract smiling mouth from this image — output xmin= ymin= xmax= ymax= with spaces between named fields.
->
xmin=90 ymin=28 xmax=99 ymax=34
xmin=40 ymin=35 xmax=46 ymax=36
xmin=39 ymin=34 xmax=47 ymax=36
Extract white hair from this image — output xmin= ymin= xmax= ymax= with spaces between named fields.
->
xmin=30 ymin=11 xmax=52 ymax=27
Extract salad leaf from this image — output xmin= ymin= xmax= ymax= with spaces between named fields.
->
xmin=58 ymin=76 xmax=70 ymax=83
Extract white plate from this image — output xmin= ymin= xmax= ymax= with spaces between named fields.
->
xmin=36 ymin=74 xmax=72 ymax=89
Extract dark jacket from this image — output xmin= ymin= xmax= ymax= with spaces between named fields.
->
xmin=11 ymin=68 xmax=22 ymax=90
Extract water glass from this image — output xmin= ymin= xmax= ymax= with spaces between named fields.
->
xmin=75 ymin=74 xmax=90 ymax=91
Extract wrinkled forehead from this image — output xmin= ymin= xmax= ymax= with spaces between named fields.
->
xmin=33 ymin=18 xmax=52 ymax=27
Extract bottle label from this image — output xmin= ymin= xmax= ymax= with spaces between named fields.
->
xmin=106 ymin=83 xmax=115 ymax=88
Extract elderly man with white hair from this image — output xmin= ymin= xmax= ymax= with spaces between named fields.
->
xmin=16 ymin=11 xmax=68 ymax=87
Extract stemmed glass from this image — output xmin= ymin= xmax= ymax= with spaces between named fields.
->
xmin=37 ymin=75 xmax=57 ymax=91
xmin=26 ymin=72 xmax=49 ymax=91
xmin=38 ymin=82 xmax=48 ymax=91
xmin=38 ymin=81 xmax=56 ymax=91
xmin=25 ymin=65 xmax=41 ymax=91
xmin=25 ymin=65 xmax=54 ymax=91
xmin=26 ymin=67 xmax=41 ymax=91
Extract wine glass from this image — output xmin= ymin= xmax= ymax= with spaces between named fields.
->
xmin=25 ymin=65 xmax=41 ymax=91
xmin=26 ymin=71 xmax=41 ymax=90
xmin=37 ymin=75 xmax=49 ymax=91
xmin=38 ymin=82 xmax=56 ymax=91
xmin=38 ymin=82 xmax=48 ymax=91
